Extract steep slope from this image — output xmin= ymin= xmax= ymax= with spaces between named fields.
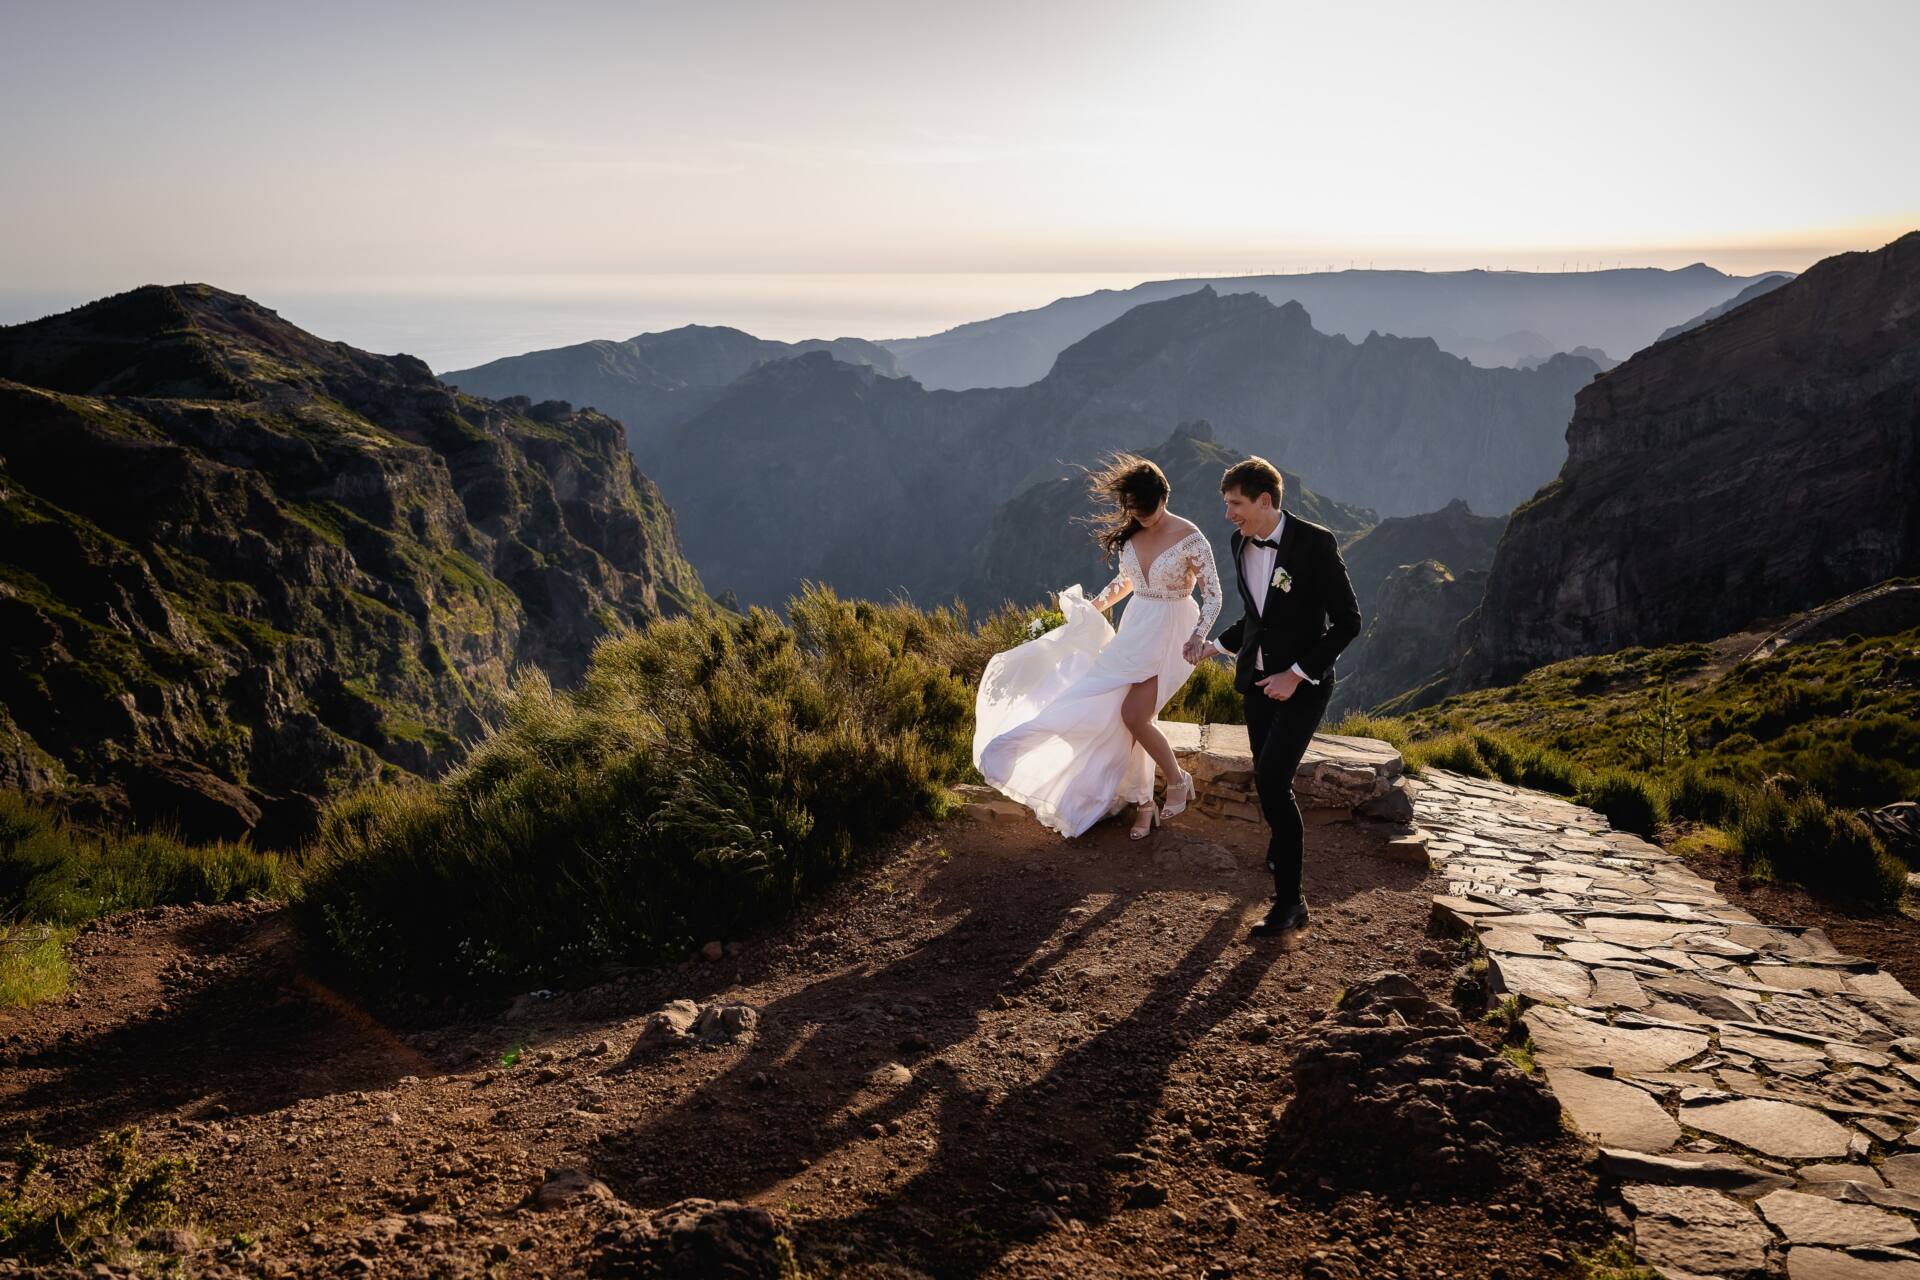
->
xmin=654 ymin=287 xmax=1596 ymax=607
xmin=1655 ymin=272 xmax=1794 ymax=341
xmin=1328 ymin=499 xmax=1506 ymax=715
xmin=965 ymin=420 xmax=1375 ymax=618
xmin=1334 ymin=561 xmax=1490 ymax=717
xmin=881 ymin=265 xmax=1790 ymax=390
xmin=438 ymin=324 xmax=899 ymax=466
xmin=1340 ymin=499 xmax=1506 ymax=618
xmin=1450 ymin=232 xmax=1920 ymax=689
xmin=0 ymin=284 xmax=705 ymax=846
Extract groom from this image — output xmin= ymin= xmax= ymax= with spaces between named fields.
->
xmin=1182 ymin=457 xmax=1361 ymax=942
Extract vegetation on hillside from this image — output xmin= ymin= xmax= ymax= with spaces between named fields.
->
xmin=0 ymin=791 xmax=287 ymax=1006
xmin=291 ymin=588 xmax=1023 ymax=996
xmin=1335 ymin=620 xmax=1920 ymax=908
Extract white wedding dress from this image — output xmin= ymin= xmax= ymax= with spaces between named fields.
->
xmin=974 ymin=528 xmax=1224 ymax=837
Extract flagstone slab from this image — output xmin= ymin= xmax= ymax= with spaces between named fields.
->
xmin=1786 ymin=1247 xmax=1920 ymax=1279
xmin=1621 ymin=1183 xmax=1775 ymax=1280
xmin=1476 ymin=927 xmax=1559 ymax=956
xmin=1757 ymin=1189 xmax=1920 ymax=1248
xmin=1801 ymin=1164 xmax=1890 ymax=1186
xmin=1546 ymin=1068 xmax=1683 ymax=1152
xmin=1560 ymin=940 xmax=1663 ymax=966
xmin=1722 ymin=1026 xmax=1835 ymax=1063
xmin=1645 ymin=975 xmax=1761 ymax=1022
xmin=1755 ymin=966 xmax=1859 ymax=995
xmin=1489 ymin=954 xmax=1594 ymax=1004
xmin=1880 ymin=1154 xmax=1920 ymax=1192
xmin=1599 ymin=1148 xmax=1794 ymax=1195
xmin=1590 ymin=967 xmax=1652 ymax=1010
xmin=1852 ymin=973 xmax=1920 ymax=1001
xmin=1682 ymin=1098 xmax=1857 ymax=1159
xmin=1524 ymin=1005 xmax=1710 ymax=1072
xmin=1585 ymin=916 xmax=1725 ymax=947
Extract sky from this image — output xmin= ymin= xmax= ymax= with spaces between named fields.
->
xmin=3 ymin=0 xmax=1916 ymax=301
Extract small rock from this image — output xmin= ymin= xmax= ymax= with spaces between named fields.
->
xmin=140 ymin=1226 xmax=201 ymax=1253
xmin=531 ymin=1166 xmax=618 ymax=1211
xmin=694 ymin=1002 xmax=759 ymax=1046
xmin=700 ymin=941 xmax=724 ymax=962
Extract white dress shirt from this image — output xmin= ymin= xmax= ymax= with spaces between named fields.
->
xmin=1212 ymin=511 xmax=1317 ymax=684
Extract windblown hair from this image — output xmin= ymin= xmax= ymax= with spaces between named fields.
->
xmin=1220 ymin=455 xmax=1284 ymax=507
xmin=1084 ymin=453 xmax=1171 ymax=559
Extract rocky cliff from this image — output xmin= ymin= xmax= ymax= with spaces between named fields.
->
xmin=0 ymin=284 xmax=705 ymax=847
xmin=1338 ymin=498 xmax=1505 ymax=618
xmin=1327 ymin=499 xmax=1505 ymax=714
xmin=1656 ymin=273 xmax=1794 ymax=342
xmin=438 ymin=325 xmax=899 ymax=468
xmin=1334 ymin=561 xmax=1488 ymax=716
xmin=965 ymin=420 xmax=1375 ymax=618
xmin=652 ymin=287 xmax=1596 ymax=607
xmin=1451 ymin=232 xmax=1920 ymax=689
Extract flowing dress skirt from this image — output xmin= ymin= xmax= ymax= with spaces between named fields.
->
xmin=973 ymin=584 xmax=1201 ymax=838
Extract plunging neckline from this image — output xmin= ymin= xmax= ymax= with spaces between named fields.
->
xmin=1129 ymin=526 xmax=1199 ymax=584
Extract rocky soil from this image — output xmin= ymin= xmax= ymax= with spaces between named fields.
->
xmin=1 ymin=806 xmax=1619 ymax=1278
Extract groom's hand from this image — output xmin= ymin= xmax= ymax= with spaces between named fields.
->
xmin=1181 ymin=635 xmax=1208 ymax=664
xmin=1256 ymin=670 xmax=1302 ymax=701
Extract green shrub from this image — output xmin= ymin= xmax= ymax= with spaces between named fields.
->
xmin=0 ymin=923 xmax=71 ymax=1009
xmin=1512 ymin=746 xmax=1587 ymax=797
xmin=1580 ymin=770 xmax=1668 ymax=837
xmin=0 ymin=1127 xmax=193 ymax=1264
xmin=1730 ymin=785 xmax=1906 ymax=910
xmin=293 ymin=588 xmax=976 ymax=995
xmin=1161 ymin=659 xmax=1243 ymax=725
xmin=1405 ymin=731 xmax=1492 ymax=779
xmin=1327 ymin=712 xmax=1410 ymax=752
xmin=1666 ymin=765 xmax=1745 ymax=825
xmin=0 ymin=791 xmax=287 ymax=927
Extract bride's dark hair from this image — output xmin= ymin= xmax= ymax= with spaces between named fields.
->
xmin=1083 ymin=453 xmax=1170 ymax=559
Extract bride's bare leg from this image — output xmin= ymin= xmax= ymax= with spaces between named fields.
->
xmin=1120 ymin=678 xmax=1182 ymax=791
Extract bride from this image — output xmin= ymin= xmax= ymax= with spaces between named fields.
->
xmin=973 ymin=454 xmax=1223 ymax=840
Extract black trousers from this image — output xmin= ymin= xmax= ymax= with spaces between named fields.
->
xmin=1243 ymin=672 xmax=1334 ymax=905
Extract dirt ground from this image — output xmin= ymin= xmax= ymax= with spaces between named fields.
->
xmin=2 ymin=806 xmax=1624 ymax=1279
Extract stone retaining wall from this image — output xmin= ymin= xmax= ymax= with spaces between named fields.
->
xmin=1159 ymin=722 xmax=1417 ymax=826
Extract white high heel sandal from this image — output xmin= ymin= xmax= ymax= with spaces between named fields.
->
xmin=1129 ymin=800 xmax=1159 ymax=840
xmin=1160 ymin=767 xmax=1196 ymax=819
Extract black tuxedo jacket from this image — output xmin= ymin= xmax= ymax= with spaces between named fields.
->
xmin=1215 ymin=509 xmax=1363 ymax=696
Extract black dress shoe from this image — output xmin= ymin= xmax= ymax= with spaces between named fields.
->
xmin=1248 ymin=899 xmax=1310 ymax=938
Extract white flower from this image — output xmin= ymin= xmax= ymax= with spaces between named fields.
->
xmin=1271 ymin=566 xmax=1293 ymax=593
xmin=1026 ymin=616 xmax=1047 ymax=638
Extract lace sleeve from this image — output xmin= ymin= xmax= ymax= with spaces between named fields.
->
xmin=1088 ymin=545 xmax=1133 ymax=611
xmin=1090 ymin=568 xmax=1128 ymax=614
xmin=1187 ymin=534 xmax=1222 ymax=637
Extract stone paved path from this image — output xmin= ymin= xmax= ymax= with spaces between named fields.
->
xmin=1416 ymin=766 xmax=1920 ymax=1279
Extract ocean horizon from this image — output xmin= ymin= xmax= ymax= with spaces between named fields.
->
xmin=0 ymin=272 xmax=1209 ymax=375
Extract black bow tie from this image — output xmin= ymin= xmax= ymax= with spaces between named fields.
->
xmin=1250 ymin=535 xmax=1281 ymax=550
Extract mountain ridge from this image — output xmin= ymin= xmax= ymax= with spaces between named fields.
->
xmin=0 ymin=283 xmax=706 ymax=846
xmin=878 ymin=264 xmax=1792 ymax=390
xmin=649 ymin=287 xmax=1597 ymax=607
xmin=1447 ymin=231 xmax=1920 ymax=691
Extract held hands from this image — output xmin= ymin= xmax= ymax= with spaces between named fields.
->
xmin=1256 ymin=669 xmax=1303 ymax=701
xmin=1181 ymin=634 xmax=1212 ymax=664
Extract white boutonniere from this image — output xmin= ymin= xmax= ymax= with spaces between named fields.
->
xmin=1271 ymin=566 xmax=1293 ymax=593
